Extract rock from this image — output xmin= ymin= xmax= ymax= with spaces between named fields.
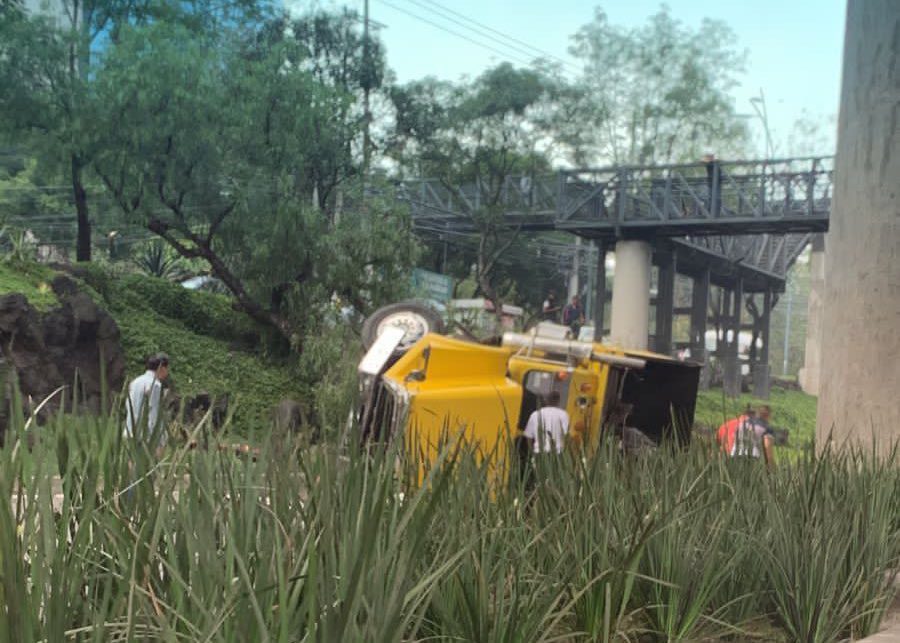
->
xmin=621 ymin=425 xmax=658 ymax=455
xmin=273 ymin=399 xmax=305 ymax=433
xmin=181 ymin=391 xmax=229 ymax=431
xmin=0 ymin=277 xmax=126 ymax=428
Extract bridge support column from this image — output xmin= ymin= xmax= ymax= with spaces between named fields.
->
xmin=691 ymin=269 xmax=711 ymax=389
xmin=817 ymin=0 xmax=900 ymax=456
xmin=568 ymin=237 xmax=581 ymax=301
xmin=610 ymin=240 xmax=651 ymax=350
xmin=723 ymin=279 xmax=743 ymax=398
xmin=752 ymin=290 xmax=772 ymax=399
xmin=654 ymin=250 xmax=675 ymax=355
xmin=798 ymin=235 xmax=825 ymax=395
xmin=592 ymin=241 xmax=607 ymax=342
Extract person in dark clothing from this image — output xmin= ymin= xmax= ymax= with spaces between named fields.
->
xmin=562 ymin=295 xmax=585 ymax=338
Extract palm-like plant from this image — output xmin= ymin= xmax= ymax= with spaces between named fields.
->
xmin=132 ymin=239 xmax=189 ymax=281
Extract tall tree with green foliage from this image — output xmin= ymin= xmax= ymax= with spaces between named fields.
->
xmin=389 ymin=63 xmax=561 ymax=316
xmin=0 ymin=0 xmax=269 ymax=261
xmin=569 ymin=6 xmax=749 ymax=165
xmin=90 ymin=20 xmax=415 ymax=348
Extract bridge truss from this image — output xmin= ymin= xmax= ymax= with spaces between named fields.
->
xmin=400 ymin=156 xmax=832 ymax=293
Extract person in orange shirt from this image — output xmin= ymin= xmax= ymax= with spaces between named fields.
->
xmin=716 ymin=408 xmax=752 ymax=454
xmin=717 ymin=406 xmax=775 ymax=468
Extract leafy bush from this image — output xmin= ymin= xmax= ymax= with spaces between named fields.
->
xmin=0 ymin=259 xmax=57 ymax=310
xmin=72 ymin=263 xmax=301 ymax=431
xmin=131 ymin=239 xmax=191 ymax=281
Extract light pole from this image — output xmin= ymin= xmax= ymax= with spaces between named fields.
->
xmin=749 ymin=89 xmax=775 ymax=159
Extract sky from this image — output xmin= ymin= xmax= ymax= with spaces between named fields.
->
xmin=293 ymin=0 xmax=846 ymax=158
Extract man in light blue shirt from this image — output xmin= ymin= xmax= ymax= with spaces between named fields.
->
xmin=124 ymin=353 xmax=170 ymax=447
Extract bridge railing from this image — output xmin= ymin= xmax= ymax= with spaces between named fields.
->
xmin=399 ymin=174 xmax=559 ymax=221
xmin=558 ymin=157 xmax=833 ymax=229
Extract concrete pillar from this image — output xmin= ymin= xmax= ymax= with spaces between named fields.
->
xmin=753 ymin=289 xmax=772 ymax=399
xmin=817 ymin=1 xmax=900 ymax=455
xmin=655 ymin=250 xmax=675 ymax=355
xmin=691 ymin=269 xmax=711 ymax=388
xmin=723 ymin=279 xmax=743 ymax=397
xmin=610 ymin=240 xmax=651 ymax=350
xmin=593 ymin=241 xmax=607 ymax=342
xmin=798 ymin=235 xmax=825 ymax=395
xmin=568 ymin=237 xmax=581 ymax=301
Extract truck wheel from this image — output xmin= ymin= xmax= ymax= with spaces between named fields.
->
xmin=361 ymin=301 xmax=445 ymax=353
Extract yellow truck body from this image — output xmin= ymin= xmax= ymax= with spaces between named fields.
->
xmin=359 ymin=327 xmax=700 ymax=481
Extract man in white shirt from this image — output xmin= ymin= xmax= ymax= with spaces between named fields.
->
xmin=523 ymin=390 xmax=570 ymax=454
xmin=124 ymin=353 xmax=170 ymax=447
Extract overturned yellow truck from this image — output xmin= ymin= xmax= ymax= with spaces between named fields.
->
xmin=357 ymin=301 xmax=700 ymax=475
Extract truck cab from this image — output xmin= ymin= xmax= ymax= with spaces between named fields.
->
xmin=357 ymin=306 xmax=700 ymax=478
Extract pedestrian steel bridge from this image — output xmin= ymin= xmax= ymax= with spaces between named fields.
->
xmin=399 ymin=156 xmax=832 ymax=292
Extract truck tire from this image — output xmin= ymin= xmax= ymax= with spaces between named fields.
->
xmin=361 ymin=301 xmax=445 ymax=354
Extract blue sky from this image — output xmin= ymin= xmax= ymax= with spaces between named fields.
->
xmin=295 ymin=0 xmax=846 ymax=157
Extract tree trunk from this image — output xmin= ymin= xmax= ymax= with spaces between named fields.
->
xmin=147 ymin=219 xmax=297 ymax=349
xmin=71 ymin=154 xmax=91 ymax=262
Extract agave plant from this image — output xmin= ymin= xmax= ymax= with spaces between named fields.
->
xmin=1 ymin=377 xmax=898 ymax=642
xmin=132 ymin=239 xmax=190 ymax=281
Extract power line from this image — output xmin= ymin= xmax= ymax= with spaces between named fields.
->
xmin=373 ymin=0 xmax=536 ymax=69
xmin=399 ymin=0 xmax=578 ymax=75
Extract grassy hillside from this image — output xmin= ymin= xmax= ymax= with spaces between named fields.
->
xmin=2 ymin=261 xmax=303 ymax=434
xmin=0 ymin=260 xmax=58 ymax=310
xmin=75 ymin=266 xmax=303 ymax=434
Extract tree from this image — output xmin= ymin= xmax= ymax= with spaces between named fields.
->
xmin=90 ymin=21 xmax=416 ymax=348
xmin=389 ymin=63 xmax=561 ymax=317
xmin=569 ymin=6 xmax=750 ymax=165
xmin=0 ymin=0 xmax=270 ymax=261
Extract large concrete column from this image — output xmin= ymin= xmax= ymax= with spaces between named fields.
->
xmin=568 ymin=237 xmax=581 ymax=301
xmin=798 ymin=235 xmax=825 ymax=395
xmin=610 ymin=240 xmax=652 ymax=350
xmin=817 ymin=1 xmax=900 ymax=455
xmin=723 ymin=279 xmax=743 ymax=398
xmin=593 ymin=241 xmax=607 ymax=342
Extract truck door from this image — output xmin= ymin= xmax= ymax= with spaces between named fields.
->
xmin=565 ymin=368 xmax=600 ymax=450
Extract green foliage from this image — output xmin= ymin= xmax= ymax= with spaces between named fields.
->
xmin=131 ymin=239 xmax=192 ymax=281
xmin=75 ymin=266 xmax=301 ymax=431
xmin=1 ymin=408 xmax=897 ymax=641
xmin=0 ymin=259 xmax=57 ymax=310
xmin=569 ymin=6 xmax=750 ymax=164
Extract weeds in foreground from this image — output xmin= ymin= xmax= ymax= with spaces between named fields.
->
xmin=0 ymin=392 xmax=897 ymax=642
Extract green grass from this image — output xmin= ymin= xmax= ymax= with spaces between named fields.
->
xmin=1 ymin=404 xmax=897 ymax=643
xmin=2 ymin=261 xmax=303 ymax=433
xmin=695 ymin=386 xmax=818 ymax=455
xmin=0 ymin=260 xmax=57 ymax=310
xmin=74 ymin=267 xmax=303 ymax=433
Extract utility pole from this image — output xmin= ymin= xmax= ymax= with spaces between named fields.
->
xmin=750 ymin=89 xmax=774 ymax=159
